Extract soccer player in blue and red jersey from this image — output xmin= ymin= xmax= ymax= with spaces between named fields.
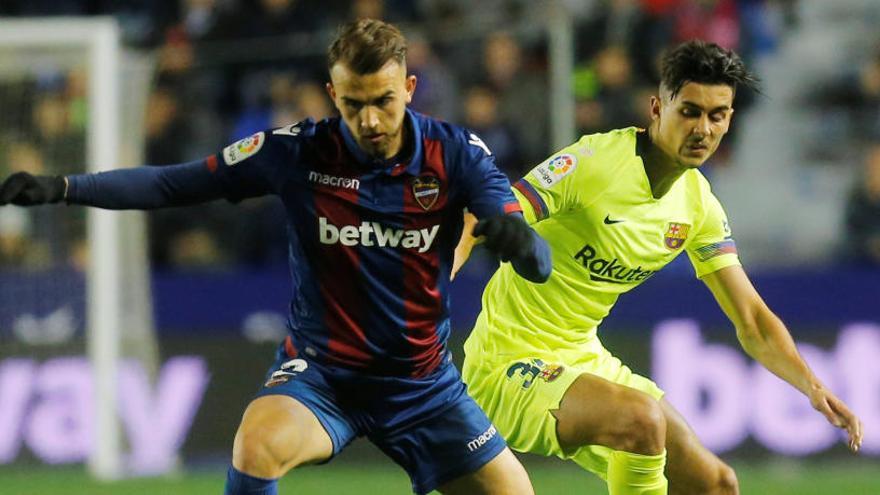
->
xmin=0 ymin=19 xmax=550 ymax=495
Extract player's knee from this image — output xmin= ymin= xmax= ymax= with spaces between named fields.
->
xmin=715 ymin=464 xmax=739 ymax=495
xmin=687 ymin=462 xmax=739 ymax=495
xmin=616 ymin=394 xmax=666 ymax=455
xmin=232 ymin=422 xmax=298 ymax=478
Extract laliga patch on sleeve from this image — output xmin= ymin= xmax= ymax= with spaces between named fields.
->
xmin=531 ymin=153 xmax=577 ymax=187
xmin=223 ymin=131 xmax=265 ymax=166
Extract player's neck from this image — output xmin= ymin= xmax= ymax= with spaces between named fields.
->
xmin=642 ymin=127 xmax=686 ymax=199
xmin=382 ymin=116 xmax=411 ymax=162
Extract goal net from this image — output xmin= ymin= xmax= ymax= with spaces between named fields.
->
xmin=0 ymin=18 xmax=157 ymax=479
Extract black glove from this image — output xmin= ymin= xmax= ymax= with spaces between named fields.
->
xmin=473 ymin=215 xmax=534 ymax=262
xmin=0 ymin=172 xmax=66 ymax=206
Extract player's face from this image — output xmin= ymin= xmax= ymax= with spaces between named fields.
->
xmin=327 ymin=60 xmax=416 ymax=159
xmin=650 ymin=82 xmax=734 ymax=168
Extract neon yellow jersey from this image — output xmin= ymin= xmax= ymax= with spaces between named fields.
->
xmin=470 ymin=127 xmax=740 ymax=354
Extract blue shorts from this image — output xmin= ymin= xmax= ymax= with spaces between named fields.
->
xmin=254 ymin=345 xmax=507 ymax=494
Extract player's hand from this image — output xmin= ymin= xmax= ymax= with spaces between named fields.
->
xmin=0 ymin=172 xmax=66 ymax=206
xmin=473 ymin=215 xmax=534 ymax=262
xmin=809 ymin=384 xmax=863 ymax=453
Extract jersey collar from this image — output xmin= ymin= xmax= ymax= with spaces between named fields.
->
xmin=635 ymin=127 xmax=650 ymax=157
xmin=338 ymin=108 xmax=424 ymax=176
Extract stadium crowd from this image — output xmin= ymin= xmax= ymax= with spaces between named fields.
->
xmin=8 ymin=0 xmax=874 ymax=271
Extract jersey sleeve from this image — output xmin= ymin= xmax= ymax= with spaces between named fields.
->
xmin=510 ymin=134 xmax=611 ymax=224
xmin=208 ymin=125 xmax=304 ymax=202
xmin=685 ymin=191 xmax=741 ymax=278
xmin=456 ymin=131 xmax=522 ymax=219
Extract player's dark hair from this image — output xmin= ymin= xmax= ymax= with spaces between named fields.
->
xmin=328 ymin=19 xmax=407 ymax=75
xmin=660 ymin=40 xmax=760 ymax=99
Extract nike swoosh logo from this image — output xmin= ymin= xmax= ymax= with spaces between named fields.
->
xmin=604 ymin=215 xmax=624 ymax=225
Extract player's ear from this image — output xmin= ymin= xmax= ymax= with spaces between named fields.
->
xmin=649 ymin=95 xmax=661 ymax=122
xmin=325 ymin=82 xmax=337 ymax=102
xmin=405 ymin=75 xmax=417 ymax=104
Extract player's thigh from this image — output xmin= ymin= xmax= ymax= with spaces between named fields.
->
xmin=437 ymin=447 xmax=533 ymax=495
xmin=464 ymin=356 xmax=577 ymax=458
xmin=371 ymin=361 xmax=527 ymax=494
xmin=553 ymin=370 xmax=665 ymax=453
xmin=661 ymin=398 xmax=738 ymax=495
xmin=232 ymin=395 xmax=333 ymax=474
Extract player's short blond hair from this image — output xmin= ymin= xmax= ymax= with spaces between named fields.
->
xmin=327 ymin=19 xmax=407 ymax=75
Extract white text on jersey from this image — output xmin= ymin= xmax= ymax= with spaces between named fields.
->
xmin=319 ymin=217 xmax=439 ymax=253
xmin=467 ymin=424 xmax=497 ymax=452
xmin=309 ymin=171 xmax=360 ymax=190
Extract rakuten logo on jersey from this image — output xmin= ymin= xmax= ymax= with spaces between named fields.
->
xmin=573 ymin=244 xmax=656 ymax=284
xmin=319 ymin=217 xmax=439 ymax=253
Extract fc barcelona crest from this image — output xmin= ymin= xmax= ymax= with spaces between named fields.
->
xmin=664 ymin=222 xmax=690 ymax=250
xmin=412 ymin=176 xmax=441 ymax=210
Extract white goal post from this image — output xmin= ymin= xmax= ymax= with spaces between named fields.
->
xmin=0 ymin=18 xmax=154 ymax=480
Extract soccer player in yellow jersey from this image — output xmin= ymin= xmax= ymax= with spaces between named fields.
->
xmin=455 ymin=41 xmax=864 ymax=495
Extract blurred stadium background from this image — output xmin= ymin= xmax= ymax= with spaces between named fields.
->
xmin=0 ymin=0 xmax=879 ymax=493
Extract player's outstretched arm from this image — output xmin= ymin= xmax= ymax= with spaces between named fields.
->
xmin=0 ymin=160 xmax=226 ymax=210
xmin=702 ymin=265 xmax=864 ymax=453
xmin=472 ymin=213 xmax=551 ymax=283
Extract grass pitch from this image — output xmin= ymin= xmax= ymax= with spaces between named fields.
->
xmin=1 ymin=458 xmax=878 ymax=494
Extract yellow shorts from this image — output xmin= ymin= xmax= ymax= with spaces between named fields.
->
xmin=462 ymin=337 xmax=664 ymax=480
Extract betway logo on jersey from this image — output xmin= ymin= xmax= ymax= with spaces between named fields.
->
xmin=309 ymin=171 xmax=360 ymax=190
xmin=467 ymin=425 xmax=498 ymax=452
xmin=319 ymin=217 xmax=439 ymax=253
xmin=573 ymin=244 xmax=656 ymax=284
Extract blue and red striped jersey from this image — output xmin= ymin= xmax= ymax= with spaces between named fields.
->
xmin=208 ymin=109 xmax=521 ymax=377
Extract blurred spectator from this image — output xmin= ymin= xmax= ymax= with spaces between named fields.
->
xmin=291 ymin=81 xmax=333 ymax=123
xmin=156 ymin=0 xmax=242 ymax=155
xmin=0 ymin=205 xmax=35 ymax=267
xmin=149 ymin=204 xmax=235 ymax=270
xmin=844 ymin=141 xmax=880 ymax=265
xmin=351 ymin=0 xmax=385 ymax=20
xmin=808 ymin=43 xmax=880 ymax=156
xmin=178 ymin=0 xmax=242 ymax=42
xmin=478 ymin=31 xmax=548 ymax=165
xmin=232 ymin=76 xmax=332 ymax=140
xmin=462 ymin=85 xmax=523 ymax=178
xmin=572 ymin=0 xmax=666 ymax=98
xmin=349 ymin=0 xmax=422 ymax=23
xmin=573 ymin=45 xmax=645 ymax=135
xmin=31 ymin=91 xmax=85 ymax=174
xmin=0 ymin=142 xmax=53 ymax=267
xmin=145 ymin=85 xmax=189 ymax=165
xmin=5 ymin=0 xmax=794 ymax=270
xmin=406 ymin=32 xmax=459 ymax=121
xmin=4 ymin=141 xmax=47 ymax=176
xmin=244 ymin=0 xmax=328 ymax=38
xmin=575 ymin=0 xmax=646 ymax=57
xmin=232 ymin=71 xmax=297 ymax=140
xmin=842 ymin=45 xmax=880 ymax=140
xmin=64 ymin=69 xmax=89 ymax=134
xmin=670 ymin=0 xmax=741 ymax=50
xmin=167 ymin=228 xmax=228 ymax=268
xmin=420 ymin=0 xmax=530 ymax=33
xmin=2 ymin=0 xmax=86 ymax=15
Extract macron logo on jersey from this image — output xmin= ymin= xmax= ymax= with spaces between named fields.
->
xmin=319 ymin=217 xmax=439 ymax=253
xmin=467 ymin=425 xmax=498 ymax=452
xmin=309 ymin=171 xmax=360 ymax=190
